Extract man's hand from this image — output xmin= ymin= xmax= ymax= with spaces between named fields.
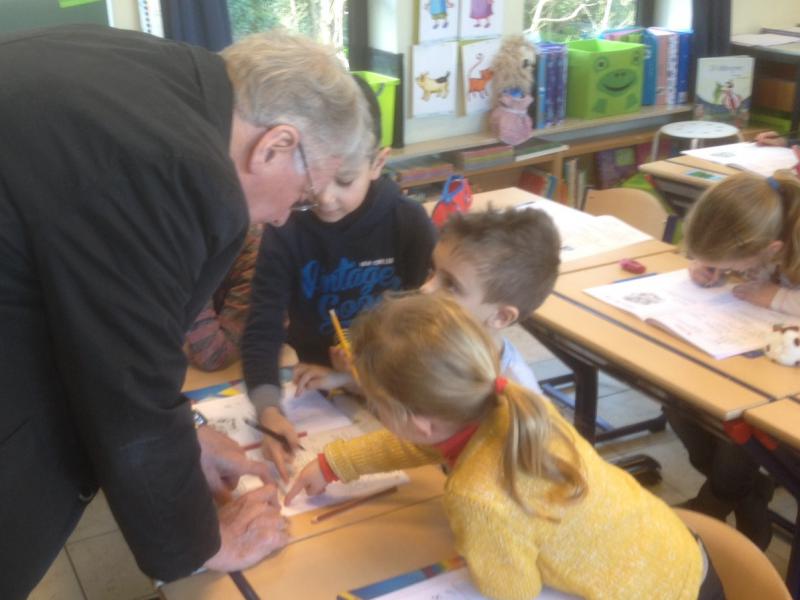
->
xmin=284 ymin=460 xmax=328 ymax=505
xmin=732 ymin=280 xmax=779 ymax=308
xmin=197 ymin=426 xmax=272 ymax=503
xmin=204 ymin=484 xmax=288 ymax=572
xmin=259 ymin=406 xmax=301 ymax=483
xmin=688 ymin=261 xmax=727 ymax=288
xmin=293 ymin=362 xmax=353 ymax=395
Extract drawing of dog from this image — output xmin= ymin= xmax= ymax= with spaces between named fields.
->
xmin=416 ymin=71 xmax=450 ymax=101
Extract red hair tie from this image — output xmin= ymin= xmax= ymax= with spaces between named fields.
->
xmin=494 ymin=376 xmax=508 ymax=394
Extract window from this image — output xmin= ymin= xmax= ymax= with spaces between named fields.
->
xmin=524 ymin=0 xmax=640 ymax=42
xmin=227 ymin=0 xmax=350 ymax=58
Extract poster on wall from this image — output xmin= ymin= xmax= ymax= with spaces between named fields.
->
xmin=459 ymin=0 xmax=504 ymax=39
xmin=412 ymin=42 xmax=459 ymax=117
xmin=461 ymin=37 xmax=501 ymax=114
xmin=418 ymin=0 xmax=460 ymax=43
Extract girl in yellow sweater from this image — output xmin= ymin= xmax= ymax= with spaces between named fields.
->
xmin=285 ymin=293 xmax=723 ymax=600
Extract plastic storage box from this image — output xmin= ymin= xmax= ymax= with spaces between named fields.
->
xmin=566 ymin=39 xmax=645 ymax=119
xmin=352 ymin=71 xmax=400 ymax=147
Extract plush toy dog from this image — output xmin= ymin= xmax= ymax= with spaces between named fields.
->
xmin=489 ymin=35 xmax=536 ymax=145
xmin=765 ymin=324 xmax=800 ymax=367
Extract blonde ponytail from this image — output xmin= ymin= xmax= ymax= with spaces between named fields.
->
xmin=501 ymin=381 xmax=586 ymax=517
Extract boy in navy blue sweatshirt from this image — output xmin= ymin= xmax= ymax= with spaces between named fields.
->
xmin=242 ymin=80 xmax=436 ymax=479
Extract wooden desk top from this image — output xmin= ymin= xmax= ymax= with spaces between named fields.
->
xmin=534 ymin=252 xmax=800 ymax=419
xmin=469 ymin=187 xmax=674 ymax=273
xmin=639 ymin=155 xmax=740 ymax=188
xmin=161 ymin=495 xmax=454 ymax=600
xmin=744 ymin=398 xmax=800 ymax=449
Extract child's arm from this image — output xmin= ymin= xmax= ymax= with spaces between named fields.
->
xmin=324 ymin=429 xmax=442 ymax=482
xmin=447 ymin=495 xmax=543 ymax=600
xmin=293 ymin=362 xmax=354 ymax=395
xmin=241 ymin=230 xmax=299 ymax=482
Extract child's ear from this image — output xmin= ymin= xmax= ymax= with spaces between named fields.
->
xmin=369 ymin=147 xmax=391 ymax=179
xmin=487 ymin=304 xmax=519 ymax=330
xmin=766 ymin=239 xmax=784 ymax=259
xmin=408 ymin=413 xmax=434 ymax=438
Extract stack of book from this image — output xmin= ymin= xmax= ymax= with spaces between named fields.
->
xmin=448 ymin=143 xmax=514 ymax=172
xmin=600 ymin=27 xmax=692 ymax=107
xmin=387 ymin=156 xmax=454 ymax=186
xmin=534 ymin=42 xmax=568 ymax=129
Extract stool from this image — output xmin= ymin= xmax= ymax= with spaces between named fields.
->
xmin=650 ymin=120 xmax=744 ymax=161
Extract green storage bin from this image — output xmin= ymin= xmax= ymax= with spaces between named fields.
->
xmin=352 ymin=71 xmax=400 ymax=148
xmin=566 ymin=39 xmax=645 ymax=120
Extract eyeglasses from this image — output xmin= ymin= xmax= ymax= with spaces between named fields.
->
xmin=291 ymin=142 xmax=320 ymax=212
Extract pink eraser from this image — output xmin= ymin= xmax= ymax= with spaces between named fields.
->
xmin=620 ymin=258 xmax=646 ymax=274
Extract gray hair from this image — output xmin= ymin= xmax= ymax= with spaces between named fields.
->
xmin=220 ymin=30 xmax=374 ymax=179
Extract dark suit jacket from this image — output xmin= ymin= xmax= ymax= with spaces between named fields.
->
xmin=0 ymin=25 xmax=248 ymax=597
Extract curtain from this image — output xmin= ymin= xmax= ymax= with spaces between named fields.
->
xmin=691 ymin=0 xmax=731 ymax=58
xmin=161 ymin=0 xmax=232 ymax=52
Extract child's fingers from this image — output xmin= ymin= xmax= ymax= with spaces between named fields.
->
xmin=263 ymin=439 xmax=292 ymax=483
xmin=283 ymin=477 xmax=305 ymax=505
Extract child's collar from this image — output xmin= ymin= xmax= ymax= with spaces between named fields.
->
xmin=433 ymin=422 xmax=481 ymax=468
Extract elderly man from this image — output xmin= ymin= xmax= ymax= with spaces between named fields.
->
xmin=0 ymin=24 xmax=373 ymax=598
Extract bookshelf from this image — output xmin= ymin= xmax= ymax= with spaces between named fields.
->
xmin=389 ymin=104 xmax=694 ymax=200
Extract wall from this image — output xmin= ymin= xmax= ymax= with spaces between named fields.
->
xmin=731 ymin=0 xmax=800 ymax=35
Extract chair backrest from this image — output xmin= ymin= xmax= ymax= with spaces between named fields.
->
xmin=674 ymin=508 xmax=791 ymax=600
xmin=583 ymin=187 xmax=671 ymax=241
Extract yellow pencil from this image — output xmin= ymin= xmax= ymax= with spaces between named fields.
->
xmin=329 ymin=308 xmax=359 ymax=384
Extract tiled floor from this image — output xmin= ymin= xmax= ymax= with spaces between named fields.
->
xmin=30 ymin=326 xmax=795 ymax=599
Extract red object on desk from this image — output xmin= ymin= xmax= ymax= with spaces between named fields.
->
xmin=619 ymin=258 xmax=646 ymax=274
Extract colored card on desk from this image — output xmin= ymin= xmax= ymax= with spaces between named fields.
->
xmin=338 ymin=557 xmax=580 ymax=599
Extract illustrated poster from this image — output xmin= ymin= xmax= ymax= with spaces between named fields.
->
xmin=459 ymin=0 xmax=504 ymax=39
xmin=460 ymin=37 xmax=501 ymax=114
xmin=418 ymin=0 xmax=460 ymax=43
xmin=412 ymin=42 xmax=459 ymax=117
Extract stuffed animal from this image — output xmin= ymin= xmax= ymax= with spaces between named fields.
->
xmin=489 ymin=35 xmax=536 ymax=145
xmin=764 ymin=324 xmax=800 ymax=367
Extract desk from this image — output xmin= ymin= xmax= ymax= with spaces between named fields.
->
xmin=161 ymin=494 xmax=453 ymax=600
xmin=639 ymin=155 xmax=739 ymax=216
xmin=468 ymin=187 xmax=674 ymax=274
xmin=524 ymin=252 xmax=800 ymax=442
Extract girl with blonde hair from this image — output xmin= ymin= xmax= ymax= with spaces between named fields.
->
xmin=666 ymin=170 xmax=800 ymax=551
xmin=286 ymin=293 xmax=720 ymax=600
xmin=686 ymin=170 xmax=800 ymax=313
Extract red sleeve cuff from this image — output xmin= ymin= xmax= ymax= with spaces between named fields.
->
xmin=318 ymin=453 xmax=339 ymax=483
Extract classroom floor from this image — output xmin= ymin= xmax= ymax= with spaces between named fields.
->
xmin=31 ymin=326 xmax=796 ymax=600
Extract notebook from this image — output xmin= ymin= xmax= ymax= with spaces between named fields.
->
xmin=682 ymin=142 xmax=799 ymax=177
xmin=584 ymin=269 xmax=796 ymax=360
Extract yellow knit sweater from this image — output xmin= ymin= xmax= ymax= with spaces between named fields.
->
xmin=324 ymin=401 xmax=702 ymax=600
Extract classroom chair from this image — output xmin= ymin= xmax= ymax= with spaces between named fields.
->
xmin=650 ymin=120 xmax=744 ymax=161
xmin=583 ymin=187 xmax=675 ymax=242
xmin=674 ymin=508 xmax=791 ymax=600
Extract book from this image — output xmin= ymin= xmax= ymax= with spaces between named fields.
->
xmin=513 ymin=136 xmax=568 ymax=162
xmin=518 ymin=165 xmax=558 ymax=199
xmin=760 ymin=26 xmax=800 ymax=38
xmin=584 ymin=269 xmax=798 ymax=360
xmin=693 ymin=55 xmax=754 ymax=127
xmin=647 ymin=28 xmax=678 ymax=106
xmin=337 ymin=556 xmax=580 ymax=599
xmin=681 ymin=141 xmax=799 ymax=177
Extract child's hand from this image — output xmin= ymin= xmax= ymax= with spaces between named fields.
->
xmin=732 ymin=280 xmax=779 ymax=308
xmin=755 ymin=131 xmax=788 ymax=147
xmin=688 ymin=261 xmax=727 ymax=288
xmin=293 ymin=362 xmax=353 ymax=395
xmin=284 ymin=460 xmax=328 ymax=505
xmin=259 ymin=406 xmax=301 ymax=483
xmin=329 ymin=345 xmax=353 ymax=373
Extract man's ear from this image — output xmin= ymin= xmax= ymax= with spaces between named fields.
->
xmin=248 ymin=124 xmax=300 ymax=174
xmin=369 ymin=147 xmax=391 ymax=179
xmin=486 ymin=304 xmax=519 ymax=331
